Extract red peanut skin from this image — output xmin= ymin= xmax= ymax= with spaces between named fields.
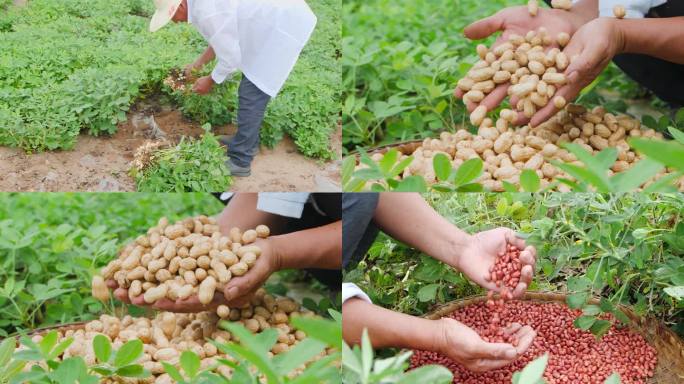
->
xmin=412 ymin=243 xmax=656 ymax=384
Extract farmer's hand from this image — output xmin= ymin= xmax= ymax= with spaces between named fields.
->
xmin=437 ymin=318 xmax=536 ymax=372
xmin=222 ymin=238 xmax=280 ymax=308
xmin=183 ymin=62 xmax=202 ymax=79
xmin=458 ymin=228 xmax=536 ymax=298
xmin=527 ymin=17 xmax=623 ymax=127
xmin=193 ymin=75 xmax=215 ymax=95
xmin=454 ymin=4 xmax=595 ymax=122
xmin=107 ymin=239 xmax=279 ymax=312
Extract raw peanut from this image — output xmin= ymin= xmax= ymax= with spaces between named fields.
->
xmin=492 ymin=42 xmax=513 ymax=57
xmin=494 ymin=166 xmax=517 ymax=180
xmin=614 ymin=4 xmax=626 ymax=18
xmin=551 ymin=0 xmax=572 ymax=10
xmin=190 ymin=242 xmax=211 ymax=258
xmin=524 ymin=136 xmax=546 ymax=150
xmin=493 ymin=132 xmax=514 ymax=154
xmin=241 ymin=229 xmax=258 ymax=244
xmin=217 ymin=305 xmax=230 ymax=319
xmin=492 ymin=71 xmax=511 ymax=84
xmin=154 ymin=348 xmax=179 ymax=362
xmin=589 ymin=135 xmax=609 ymax=150
xmin=470 ymin=105 xmax=488 ymax=126
xmin=530 ymin=92 xmax=547 ymax=108
xmin=237 ymin=245 xmax=261 ymax=258
xmin=184 ymin=270 xmax=198 ymax=286
xmin=510 ymin=82 xmax=535 ymax=98
xmin=155 ymin=269 xmax=172 ymax=283
xmin=143 ymin=284 xmax=168 ymax=304
xmin=528 ymin=0 xmax=538 ymax=16
xmin=527 ymin=60 xmax=545 ymax=75
xmin=176 ymin=284 xmax=193 ymax=300
xmin=272 ymin=343 xmax=289 ymax=354
xmin=595 ymin=124 xmax=611 ymax=138
xmin=211 ymin=259 xmax=232 ymax=283
xmin=180 ymin=258 xmax=197 ymax=270
xmin=164 ymin=225 xmax=186 ymax=240
xmin=198 ymin=276 xmax=217 ymax=305
xmin=241 ymin=252 xmax=258 ymax=268
xmin=472 ymin=80 xmax=495 ymax=93
xmin=557 ymin=32 xmax=570 ymax=47
xmin=197 ymin=255 xmax=211 ymax=269
xmin=541 ymin=143 xmax=558 ymax=157
xmin=256 ymin=225 xmax=270 ymax=238
xmin=245 ymin=319 xmax=260 ymax=333
xmin=129 ymin=280 xmax=143 ymax=300
xmin=147 ymin=259 xmax=166 ymax=274
xmin=553 ymin=96 xmax=566 ymax=109
xmin=476 ymin=44 xmax=488 ymax=59
xmin=612 ymin=160 xmax=629 ymax=172
xmin=468 ymin=67 xmax=495 ymax=82
xmin=511 ymin=146 xmax=536 ymax=162
xmin=163 ymin=242 xmax=177 ymax=260
xmin=92 ymin=276 xmax=110 ymax=302
xmin=541 ymin=163 xmax=558 ymax=178
xmin=230 ymin=262 xmax=249 ymax=277
xmin=555 ymin=52 xmax=569 ymax=70
xmin=195 ymin=267 xmax=207 ymax=282
xmin=457 ymin=77 xmax=475 ymax=91
xmin=127 ymin=266 xmax=147 ymax=280
xmin=464 ymin=90 xmax=485 ymax=103
xmin=523 ymin=98 xmax=536 ymax=118
xmin=542 ymin=72 xmax=567 ymax=85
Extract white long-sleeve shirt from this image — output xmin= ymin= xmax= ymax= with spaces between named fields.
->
xmin=594 ymin=0 xmax=667 ymax=18
xmin=187 ymin=0 xmax=317 ymax=97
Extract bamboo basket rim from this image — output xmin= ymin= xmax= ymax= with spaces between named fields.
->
xmin=415 ymin=291 xmax=684 ymax=383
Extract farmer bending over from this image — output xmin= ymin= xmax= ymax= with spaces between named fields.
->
xmin=456 ymin=0 xmax=684 ymax=127
xmin=149 ymin=0 xmax=317 ymax=176
xmin=342 ymin=193 xmax=538 ymax=372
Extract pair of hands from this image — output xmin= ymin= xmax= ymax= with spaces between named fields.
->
xmin=439 ymin=227 xmax=537 ymax=371
xmin=184 ymin=63 xmax=214 ymax=95
xmin=107 ymin=239 xmax=278 ymax=313
xmin=456 ymin=6 xmax=623 ymax=127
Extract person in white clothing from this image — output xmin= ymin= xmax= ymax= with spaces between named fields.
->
xmin=455 ymin=0 xmax=684 ymax=128
xmin=149 ymin=0 xmax=317 ymax=176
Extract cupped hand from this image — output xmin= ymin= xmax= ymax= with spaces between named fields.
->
xmin=192 ymin=75 xmax=215 ymax=95
xmin=528 ymin=17 xmax=624 ymax=127
xmin=437 ymin=318 xmax=536 ymax=372
xmin=106 ymin=238 xmax=280 ymax=312
xmin=183 ymin=62 xmax=202 ymax=79
xmin=454 ymin=6 xmax=587 ymax=122
xmin=458 ymin=228 xmax=536 ymax=298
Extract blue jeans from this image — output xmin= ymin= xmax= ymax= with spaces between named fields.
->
xmin=228 ymin=76 xmax=271 ymax=167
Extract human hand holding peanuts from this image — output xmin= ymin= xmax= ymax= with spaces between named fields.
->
xmin=454 ymin=5 xmax=585 ymax=119
xmin=435 ymin=317 xmax=536 ymax=372
xmin=458 ymin=228 xmax=536 ymax=298
xmin=98 ymin=216 xmax=276 ymax=313
xmin=528 ymin=17 xmax=623 ymax=127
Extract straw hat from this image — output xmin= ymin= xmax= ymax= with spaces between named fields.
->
xmin=149 ymin=0 xmax=183 ymax=33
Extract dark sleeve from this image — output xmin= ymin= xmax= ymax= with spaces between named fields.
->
xmin=342 ymin=193 xmax=380 ymax=269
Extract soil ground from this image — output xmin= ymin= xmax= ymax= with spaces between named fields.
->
xmin=0 ymin=101 xmax=341 ymax=192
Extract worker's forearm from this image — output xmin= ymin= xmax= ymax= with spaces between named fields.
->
xmin=342 ymin=298 xmax=441 ymax=351
xmin=270 ymin=220 xmax=342 ymax=270
xmin=217 ymin=194 xmax=290 ymax=236
xmin=616 ymin=17 xmax=684 ymax=64
xmin=373 ymin=193 xmax=471 ymax=267
xmin=195 ymin=46 xmax=216 ymax=67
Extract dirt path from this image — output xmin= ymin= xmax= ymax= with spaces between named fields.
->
xmin=0 ymin=103 xmax=341 ymax=192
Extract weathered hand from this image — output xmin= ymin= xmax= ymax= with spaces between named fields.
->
xmin=437 ymin=318 xmax=536 ymax=372
xmin=192 ymin=75 xmax=215 ymax=95
xmin=528 ymin=17 xmax=623 ymax=127
xmin=458 ymin=228 xmax=536 ymax=298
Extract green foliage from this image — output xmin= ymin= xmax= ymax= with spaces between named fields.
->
xmin=344 ymin=193 xmax=684 ymax=339
xmin=3 ymin=331 xmax=148 ymax=384
xmin=133 ymin=131 xmax=233 ymax=192
xmin=342 ymin=330 xmax=452 ymax=384
xmin=0 ymin=193 xmax=224 ymax=336
xmin=511 ymin=353 xmax=548 ymax=384
xmin=1 ymin=0 xmax=338 ymax=159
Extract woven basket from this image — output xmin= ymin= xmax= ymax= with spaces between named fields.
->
xmin=421 ymin=292 xmax=684 ymax=384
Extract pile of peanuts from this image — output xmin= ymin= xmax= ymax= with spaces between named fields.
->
xmin=357 ymin=103 xmax=683 ymax=191
xmin=21 ymin=289 xmax=334 ymax=383
xmin=410 ymin=301 xmax=657 ymax=384
xmin=92 ymin=216 xmax=270 ymax=307
xmin=457 ymin=26 xmax=572 ymax=125
xmin=481 ymin=243 xmax=524 ymax=346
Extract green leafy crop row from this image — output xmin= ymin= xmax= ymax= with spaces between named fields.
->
xmin=0 ymin=0 xmax=339 ymax=159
